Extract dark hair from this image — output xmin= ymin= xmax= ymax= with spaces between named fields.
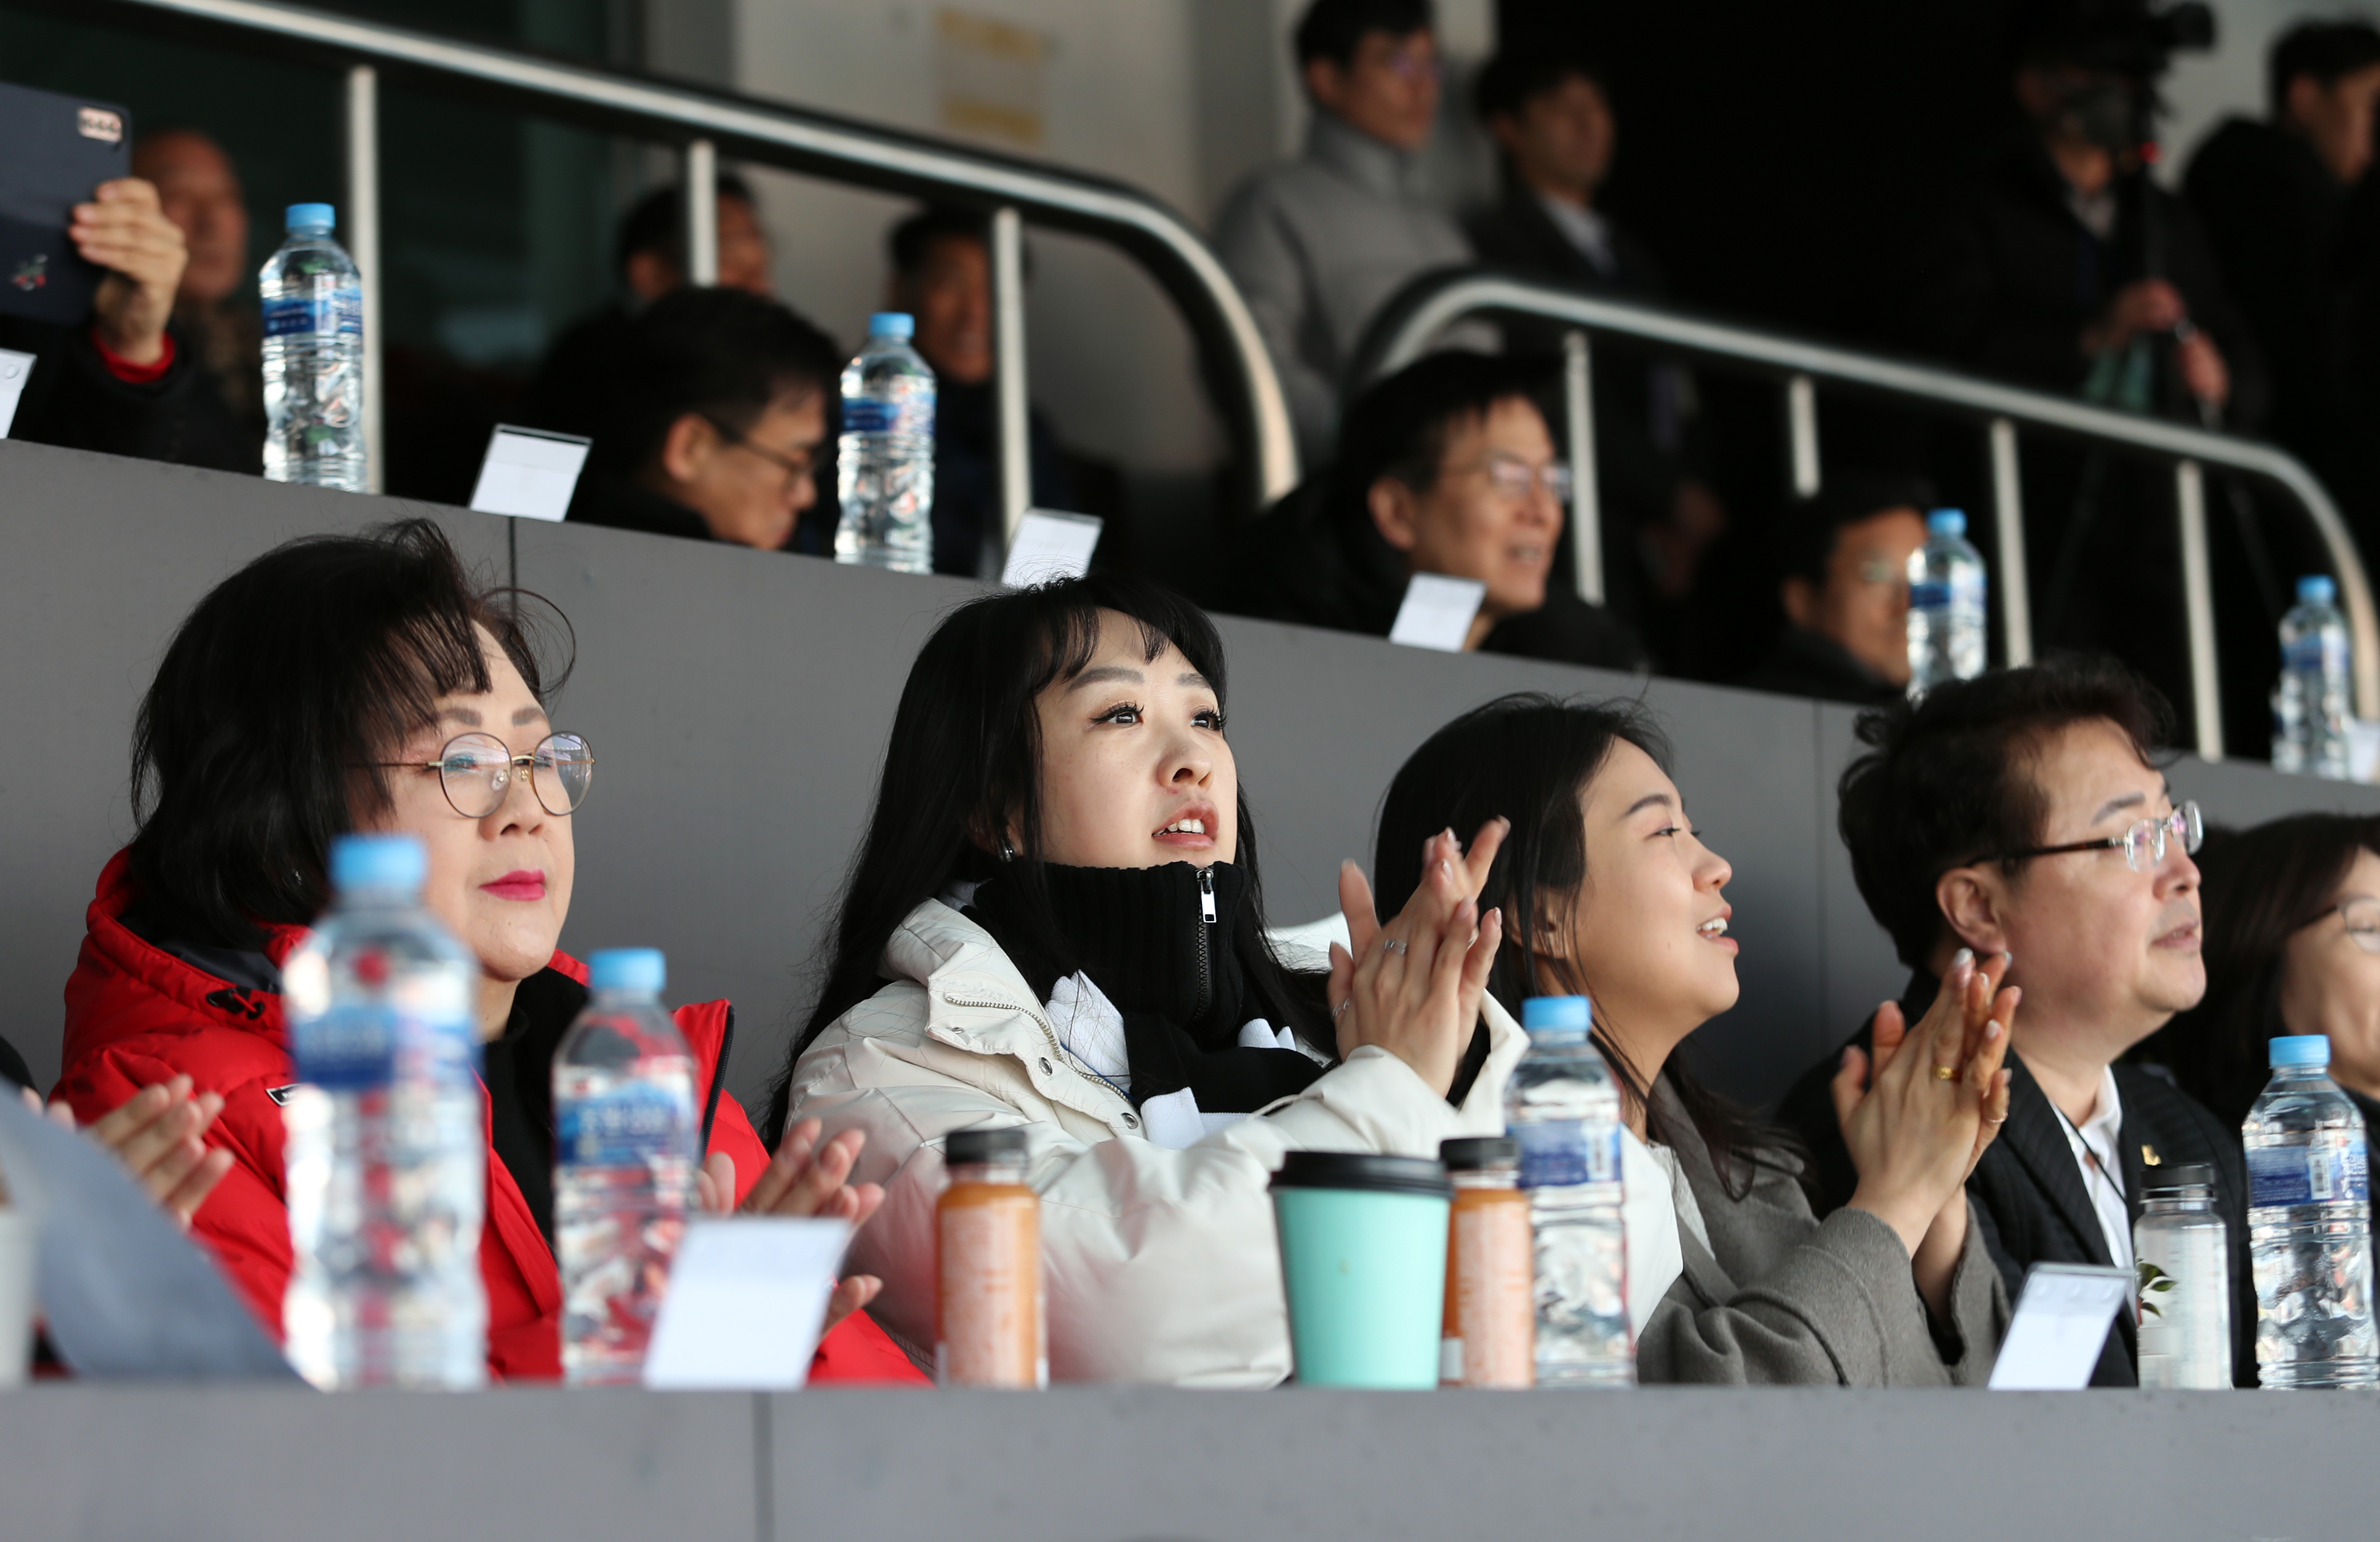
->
xmin=613 ymin=173 xmax=758 ymax=277
xmin=1294 ymin=0 xmax=1432 ymax=68
xmin=766 ymin=573 xmax=1323 ymax=1140
xmin=1316 ymin=350 xmax=1557 ymax=628
xmin=2144 ymin=814 xmax=2380 ymax=1126
xmin=1472 ymin=49 xmax=1602 ymax=124
xmin=2271 ymin=20 xmax=2380 ymax=115
xmin=1374 ymin=693 xmax=1788 ymax=1197
xmin=1838 ymin=656 xmax=2175 ymax=970
xmin=1777 ymin=471 xmax=1935 ymax=589
xmin=128 ymin=519 xmax=569 ymax=949
xmin=608 ymin=287 xmax=840 ymax=473
xmin=888 ymin=205 xmax=990 ymax=277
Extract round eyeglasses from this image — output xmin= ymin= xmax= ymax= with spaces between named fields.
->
xmin=2323 ymin=896 xmax=2380 ymax=954
xmin=369 ymin=732 xmax=594 ymax=820
xmin=1982 ymin=800 xmax=2203 ymax=874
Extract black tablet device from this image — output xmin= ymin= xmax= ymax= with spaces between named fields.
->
xmin=0 ymin=80 xmax=132 ymax=328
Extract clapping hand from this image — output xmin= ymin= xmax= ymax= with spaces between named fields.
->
xmin=694 ymin=1116 xmax=884 ymax=1336
xmin=14 ymin=1076 xmax=235 ymax=1228
xmin=1327 ymin=820 xmax=1508 ymax=1098
xmin=1830 ymin=949 xmax=2016 ymax=1259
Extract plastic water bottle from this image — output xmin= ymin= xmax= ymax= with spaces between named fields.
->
xmin=280 ymin=834 xmax=485 ymax=1389
xmin=553 ymin=948 xmax=700 ymax=1385
xmin=260 ymin=202 xmax=367 ymax=492
xmin=834 ymin=311 xmax=936 ymax=572
xmin=2133 ymin=1163 xmax=2232 ymax=1388
xmin=1906 ymin=508 xmax=1987 ymax=696
xmin=1506 ymin=994 xmax=1631 ymax=1387
xmin=2245 ymin=1034 xmax=2376 ymax=1388
xmin=2273 ymin=576 xmax=2351 ymax=780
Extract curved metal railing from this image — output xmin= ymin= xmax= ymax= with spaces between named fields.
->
xmin=27 ymin=0 xmax=1301 ymax=526
xmin=1350 ymin=267 xmax=2380 ymax=755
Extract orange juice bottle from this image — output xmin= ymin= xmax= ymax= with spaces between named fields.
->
xmin=935 ymin=1127 xmax=1045 ymax=1387
xmin=1440 ymin=1136 xmax=1534 ymax=1387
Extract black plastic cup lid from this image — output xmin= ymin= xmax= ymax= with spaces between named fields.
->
xmin=2141 ymin=1162 xmax=2216 ymax=1192
xmin=1439 ymin=1136 xmax=1519 ymax=1170
xmin=946 ymin=1127 xmax=1029 ymax=1165
xmin=1269 ymin=1150 xmax=1451 ymax=1197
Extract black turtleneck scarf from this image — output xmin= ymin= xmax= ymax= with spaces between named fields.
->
xmin=966 ymin=861 xmax=1326 ymax=1115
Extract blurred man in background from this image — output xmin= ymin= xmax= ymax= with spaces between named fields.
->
xmin=1896 ymin=4 xmax=2264 ymax=749
xmin=1739 ymin=474 xmax=1931 ymax=706
xmin=882 ymin=206 xmax=1074 ymax=579
xmin=130 ymin=127 xmax=263 ymax=464
xmin=1214 ymin=0 xmax=1471 ymax=468
xmin=2186 ymin=21 xmax=2380 ymax=562
xmin=516 ymin=174 xmax=776 ymax=445
xmin=1466 ymin=49 xmax=1726 ymax=659
xmin=566 ymin=286 xmax=838 ymax=551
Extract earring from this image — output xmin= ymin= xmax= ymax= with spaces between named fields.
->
xmin=998 ymin=835 xmax=1017 ymax=863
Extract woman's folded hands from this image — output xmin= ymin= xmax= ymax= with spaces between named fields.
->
xmin=1328 ymin=820 xmax=1509 ymax=1098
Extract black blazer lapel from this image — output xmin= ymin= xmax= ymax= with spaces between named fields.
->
xmin=1997 ymin=1054 xmax=2117 ymax=1268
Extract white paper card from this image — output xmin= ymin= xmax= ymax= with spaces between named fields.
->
xmin=1988 ymin=1262 xmax=2134 ymax=1389
xmin=643 ymin=1216 xmax=851 ymax=1390
xmin=1388 ymin=572 xmax=1487 ymax=651
xmin=0 ymin=348 xmax=36 ymax=438
xmin=2351 ymin=718 xmax=2380 ymax=783
xmin=467 ymin=424 xmax=592 ymax=521
xmin=1002 ymin=508 xmax=1103 ymax=587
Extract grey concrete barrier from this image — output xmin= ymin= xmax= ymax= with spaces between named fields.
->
xmin=0 ymin=1381 xmax=2364 ymax=1540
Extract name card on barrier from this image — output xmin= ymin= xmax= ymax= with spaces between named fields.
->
xmin=1002 ymin=508 xmax=1103 ymax=588
xmin=468 ymin=423 xmax=592 ymax=522
xmin=0 ymin=348 xmax=34 ymax=437
xmin=1389 ymin=572 xmax=1487 ymax=652
xmin=643 ymin=1216 xmax=852 ymax=1390
xmin=1988 ymin=1262 xmax=2132 ymax=1389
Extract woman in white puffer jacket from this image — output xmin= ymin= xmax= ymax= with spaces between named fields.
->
xmin=771 ymin=574 xmax=1516 ymax=1386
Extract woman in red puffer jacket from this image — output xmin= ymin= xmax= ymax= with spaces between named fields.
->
xmin=52 ymin=518 xmax=922 ymax=1385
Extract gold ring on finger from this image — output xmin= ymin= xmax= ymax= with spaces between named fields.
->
xmin=1932 ymin=1063 xmax=1958 ymax=1082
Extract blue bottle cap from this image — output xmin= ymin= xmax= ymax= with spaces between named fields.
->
xmin=2298 ymin=575 xmax=2338 ymax=606
xmin=867 ymin=311 xmax=915 ymax=339
xmin=285 ymin=202 xmax=336 ymax=233
xmin=1522 ymin=994 xmax=1591 ymax=1031
xmin=1927 ymin=508 xmax=1967 ymax=538
xmin=587 ymin=948 xmax=666 ymax=995
xmin=2271 ymin=1034 xmax=2331 ymax=1068
xmin=329 ymin=833 xmax=424 ymax=894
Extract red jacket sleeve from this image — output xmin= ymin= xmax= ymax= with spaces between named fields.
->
xmin=52 ymin=1046 xmax=294 ymax=1340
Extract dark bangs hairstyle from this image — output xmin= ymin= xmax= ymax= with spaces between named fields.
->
xmin=767 ymin=572 xmax=1324 ymax=1141
xmin=128 ymin=518 xmax=568 ymax=949
xmin=2141 ymin=814 xmax=2380 ymax=1127
xmin=1838 ymin=655 xmax=2174 ymax=970
xmin=1374 ymin=693 xmax=1784 ymax=1197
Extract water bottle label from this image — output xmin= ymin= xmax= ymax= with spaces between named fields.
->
xmin=292 ymin=1003 xmax=474 ymax=1090
xmin=2248 ymin=1134 xmax=2369 ymax=1207
xmin=1909 ymin=580 xmax=1951 ymax=610
xmin=1515 ymin=1119 xmax=1621 ymax=1188
xmin=263 ymin=288 xmax=362 ymax=339
xmin=844 ymin=397 xmax=932 ymax=436
xmin=557 ymin=1085 xmax=693 ymax=1169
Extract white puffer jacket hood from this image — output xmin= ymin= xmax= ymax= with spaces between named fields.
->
xmin=788 ymin=898 xmax=1526 ymax=1387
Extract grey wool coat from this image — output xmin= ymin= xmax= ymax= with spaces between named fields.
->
xmin=1637 ymin=1078 xmax=2012 ymax=1385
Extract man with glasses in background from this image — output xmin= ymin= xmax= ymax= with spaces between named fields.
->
xmin=565 ymin=286 xmax=840 ymax=551
xmin=1229 ymin=350 xmax=1640 ymax=668
xmin=1777 ymin=658 xmax=2256 ymax=1386
xmin=1213 ymin=0 xmax=1477 ymax=470
xmin=1740 ymin=473 xmax=1933 ymax=705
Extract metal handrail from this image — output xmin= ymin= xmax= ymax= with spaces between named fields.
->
xmin=30 ymin=0 xmax=1301 ymax=523
xmin=1352 ymin=267 xmax=2380 ymax=752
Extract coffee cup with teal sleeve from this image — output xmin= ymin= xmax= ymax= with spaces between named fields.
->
xmin=1269 ymin=1150 xmax=1454 ymax=1387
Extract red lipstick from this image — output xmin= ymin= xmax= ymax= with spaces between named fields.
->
xmin=480 ymin=869 xmax=546 ymax=902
